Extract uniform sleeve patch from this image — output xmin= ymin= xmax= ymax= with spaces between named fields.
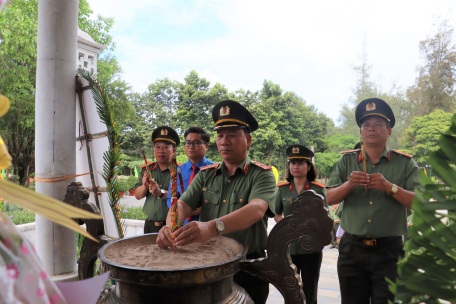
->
xmin=311 ymin=181 xmax=325 ymax=188
xmin=392 ymin=150 xmax=413 ymax=158
xmin=201 ymin=163 xmax=220 ymax=170
xmin=340 ymin=149 xmax=361 ymax=154
xmin=251 ymin=161 xmax=271 ymax=170
xmin=277 ymin=181 xmax=290 ymax=187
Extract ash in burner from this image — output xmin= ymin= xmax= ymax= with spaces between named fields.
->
xmin=105 ymin=237 xmax=242 ymax=270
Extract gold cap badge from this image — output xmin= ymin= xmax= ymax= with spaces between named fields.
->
xmin=292 ymin=147 xmax=299 ymax=153
xmin=366 ymin=102 xmax=376 ymax=111
xmin=220 ymin=106 xmax=230 ymax=116
xmin=160 ymin=129 xmax=168 ymax=136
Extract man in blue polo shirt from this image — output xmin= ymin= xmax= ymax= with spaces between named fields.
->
xmin=166 ymin=126 xmax=215 ymax=224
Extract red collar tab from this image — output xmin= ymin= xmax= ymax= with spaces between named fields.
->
xmin=243 ymin=163 xmax=249 ymax=175
xmin=305 ymin=183 xmax=310 ymax=190
xmin=289 ymin=183 xmax=293 ymax=192
xmin=388 ymin=150 xmax=390 ymax=162
xmin=357 ymin=152 xmax=362 ymax=163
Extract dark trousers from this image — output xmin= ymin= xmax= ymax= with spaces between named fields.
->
xmin=143 ymin=220 xmax=164 ymax=234
xmin=338 ymin=233 xmax=404 ymax=304
xmin=234 ymin=251 xmax=269 ymax=304
xmin=291 ymin=252 xmax=323 ymax=304
xmin=331 ymin=222 xmax=340 ymax=245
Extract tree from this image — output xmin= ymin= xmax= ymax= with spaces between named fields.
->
xmin=402 ymin=110 xmax=453 ymax=166
xmin=0 ymin=0 xmax=117 ymax=185
xmin=407 ymin=18 xmax=456 ymax=116
xmin=314 ymin=152 xmax=340 ymax=180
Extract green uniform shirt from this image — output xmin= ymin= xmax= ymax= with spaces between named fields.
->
xmin=335 ymin=201 xmax=343 ymax=219
xmin=329 ymin=206 xmax=339 ymax=221
xmin=275 ymin=181 xmax=326 ymax=255
xmin=180 ymin=156 xmax=277 ymax=255
xmin=326 ymin=147 xmax=420 ymax=238
xmin=134 ymin=162 xmax=171 ymax=222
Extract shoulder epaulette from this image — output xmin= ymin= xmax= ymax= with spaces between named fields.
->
xmin=311 ymin=181 xmax=325 ymax=188
xmin=277 ymin=181 xmax=290 ymax=187
xmin=200 ymin=163 xmax=220 ymax=171
xmin=141 ymin=161 xmax=155 ymax=168
xmin=392 ymin=150 xmax=413 ymax=158
xmin=341 ymin=149 xmax=361 ymax=154
xmin=251 ymin=161 xmax=271 ymax=170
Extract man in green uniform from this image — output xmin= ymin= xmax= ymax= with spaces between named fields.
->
xmin=157 ymin=100 xmax=277 ymax=304
xmin=134 ymin=126 xmax=180 ymax=234
xmin=326 ymin=98 xmax=420 ymax=303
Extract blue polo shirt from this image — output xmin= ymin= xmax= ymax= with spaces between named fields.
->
xmin=166 ymin=156 xmax=215 ymax=224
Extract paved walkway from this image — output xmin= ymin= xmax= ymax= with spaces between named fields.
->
xmin=122 ymin=194 xmax=342 ymax=303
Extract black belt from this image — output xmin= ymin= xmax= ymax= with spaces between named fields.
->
xmin=346 ymin=233 xmax=401 ymax=246
xmin=246 ymin=251 xmax=266 ymax=259
xmin=146 ymin=218 xmax=165 ymax=226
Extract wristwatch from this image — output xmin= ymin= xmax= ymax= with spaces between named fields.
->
xmin=159 ymin=189 xmax=166 ymax=198
xmin=389 ymin=184 xmax=398 ymax=195
xmin=214 ymin=218 xmax=225 ymax=236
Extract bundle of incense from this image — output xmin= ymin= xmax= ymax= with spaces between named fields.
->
xmin=169 ymin=153 xmax=179 ymax=254
xmin=360 ymin=138 xmax=367 ymax=196
xmin=141 ymin=148 xmax=153 ymax=182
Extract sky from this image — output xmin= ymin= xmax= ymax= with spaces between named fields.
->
xmin=88 ymin=0 xmax=456 ymax=124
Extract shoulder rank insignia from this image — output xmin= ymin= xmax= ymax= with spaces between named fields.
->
xmin=340 ymin=149 xmax=361 ymax=154
xmin=200 ymin=163 xmax=220 ymax=171
xmin=141 ymin=161 xmax=155 ymax=169
xmin=392 ymin=150 xmax=413 ymax=158
xmin=251 ymin=161 xmax=271 ymax=170
xmin=277 ymin=181 xmax=290 ymax=187
xmin=311 ymin=181 xmax=325 ymax=188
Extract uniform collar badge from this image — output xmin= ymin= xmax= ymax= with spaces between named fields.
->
xmin=366 ymin=102 xmax=376 ymax=111
xmin=292 ymin=147 xmax=299 ymax=153
xmin=220 ymin=106 xmax=230 ymax=116
xmin=160 ymin=129 xmax=168 ymax=136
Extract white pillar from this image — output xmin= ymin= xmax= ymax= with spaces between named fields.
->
xmin=35 ymin=0 xmax=79 ymax=279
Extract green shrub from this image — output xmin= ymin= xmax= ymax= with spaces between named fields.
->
xmin=7 ymin=175 xmax=19 ymax=184
xmin=118 ymin=180 xmax=129 ymax=193
xmin=119 ymin=205 xmax=146 ymax=220
xmin=5 ymin=209 xmax=35 ymax=225
xmin=127 ymin=175 xmax=137 ymax=190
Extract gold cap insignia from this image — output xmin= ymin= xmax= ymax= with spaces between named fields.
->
xmin=366 ymin=102 xmax=376 ymax=111
xmin=160 ymin=129 xmax=168 ymax=136
xmin=220 ymin=106 xmax=230 ymax=116
xmin=292 ymin=147 xmax=299 ymax=154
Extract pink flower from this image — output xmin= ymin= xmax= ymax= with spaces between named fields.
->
xmin=25 ymin=273 xmax=34 ymax=282
xmin=39 ymin=271 xmax=47 ymax=279
xmin=20 ymin=244 xmax=29 ymax=255
xmin=36 ymin=287 xmax=45 ymax=297
xmin=7 ymin=264 xmax=19 ymax=279
xmin=2 ymin=238 xmax=11 ymax=249
xmin=50 ymin=294 xmax=61 ymax=304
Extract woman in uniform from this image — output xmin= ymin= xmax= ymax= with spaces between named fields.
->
xmin=274 ymin=144 xmax=326 ymax=304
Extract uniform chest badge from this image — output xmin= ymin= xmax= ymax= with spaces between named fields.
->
xmin=220 ymin=106 xmax=230 ymax=116
xmin=366 ymin=102 xmax=376 ymax=111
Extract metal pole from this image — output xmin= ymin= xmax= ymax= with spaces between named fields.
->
xmin=35 ymin=0 xmax=79 ymax=279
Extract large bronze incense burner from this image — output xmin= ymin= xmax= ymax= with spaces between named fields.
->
xmin=73 ymin=183 xmax=332 ymax=304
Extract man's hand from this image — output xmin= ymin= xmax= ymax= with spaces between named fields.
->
xmin=142 ymin=171 xmax=151 ymax=188
xmin=156 ymin=225 xmax=176 ymax=249
xmin=148 ymin=179 xmax=161 ymax=196
xmin=365 ymin=173 xmax=391 ymax=193
xmin=172 ymin=221 xmax=217 ymax=247
xmin=347 ymin=171 xmax=370 ymax=190
xmin=190 ymin=207 xmax=201 ymax=216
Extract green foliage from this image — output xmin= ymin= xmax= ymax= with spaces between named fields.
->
xmin=314 ymin=151 xmax=341 ymax=179
xmin=402 ymin=110 xmax=453 ymax=166
xmin=388 ymin=113 xmax=456 ymax=303
xmin=127 ymin=175 xmax=137 ymax=190
xmin=118 ymin=180 xmax=129 ymax=193
xmin=119 ymin=205 xmax=147 ymax=220
xmin=4 ymin=209 xmax=35 ymax=225
xmin=324 ymin=134 xmax=359 ymax=153
xmin=7 ymin=175 xmax=19 ymax=184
